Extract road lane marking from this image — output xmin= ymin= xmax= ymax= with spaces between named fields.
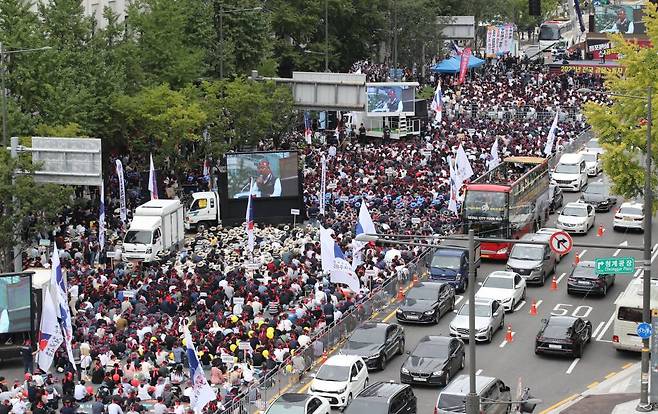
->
xmin=566 ymin=358 xmax=580 ymax=374
xmin=499 ymin=332 xmax=515 ymax=348
xmin=299 ymin=381 xmax=312 ymax=393
xmin=613 ymin=241 xmax=628 ymax=257
xmin=623 ymin=362 xmax=634 ymax=369
xmin=455 ymin=295 xmax=464 ymax=306
xmin=577 ymin=250 xmax=587 ymax=259
xmin=652 ymin=247 xmax=658 ymax=263
xmin=597 ymin=311 xmax=616 ymax=341
xmin=634 ymin=268 xmax=642 ymax=278
xmin=592 ymin=321 xmax=606 ymax=338
xmin=514 ymin=300 xmax=526 ymax=312
xmin=476 ymin=369 xmax=483 ymax=375
xmin=605 ymin=372 xmax=618 ymax=380
xmin=587 ymin=381 xmax=600 ymax=389
xmin=538 ymin=394 xmax=579 ymax=414
xmin=371 ymin=312 xmax=379 ymax=319
xmin=556 ymin=272 xmax=566 ymax=284
xmin=535 ymin=299 xmax=543 ymax=309
xmin=382 ymin=308 xmax=397 ymax=322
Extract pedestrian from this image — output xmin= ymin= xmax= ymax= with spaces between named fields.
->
xmin=19 ymin=340 xmax=34 ymax=374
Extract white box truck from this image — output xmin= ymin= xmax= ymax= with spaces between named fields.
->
xmin=184 ymin=191 xmax=221 ymax=230
xmin=123 ymin=199 xmax=185 ymax=262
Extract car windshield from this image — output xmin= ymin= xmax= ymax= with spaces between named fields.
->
xmin=344 ymin=400 xmax=389 ymax=414
xmin=554 ymin=163 xmax=580 ymax=174
xmin=561 ymin=206 xmax=587 ymax=217
xmin=618 ymin=306 xmax=643 ymax=322
xmin=437 ymin=394 xmax=467 ymax=411
xmin=463 ymin=191 xmax=507 ymax=221
xmin=572 ymin=265 xmax=597 ymax=279
xmin=267 ymin=404 xmax=305 ymax=414
xmin=483 ymin=276 xmax=513 ymax=289
xmin=510 ymin=245 xmax=544 ymax=261
xmin=620 ymin=206 xmax=643 ymax=216
xmin=585 ymin=184 xmax=607 ymax=195
xmin=407 ymin=288 xmax=437 ymax=301
xmin=124 ymin=230 xmax=152 ymax=245
xmin=431 ymin=254 xmax=461 ymax=269
xmin=459 ymin=303 xmax=491 ymax=317
xmin=543 ymin=321 xmax=572 ymax=338
xmin=315 ymin=364 xmax=350 ymax=382
xmin=581 ymin=153 xmax=597 ymax=162
xmin=349 ymin=327 xmax=385 ymax=343
xmin=413 ymin=342 xmax=450 ymax=358
xmin=189 ymin=198 xmax=208 ymax=211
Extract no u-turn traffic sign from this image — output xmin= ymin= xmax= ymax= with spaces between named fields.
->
xmin=549 ymin=231 xmax=573 ymax=255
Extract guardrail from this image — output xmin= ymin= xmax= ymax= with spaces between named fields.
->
xmin=547 ymin=127 xmax=593 ymax=169
xmin=218 ymin=248 xmax=432 ymax=414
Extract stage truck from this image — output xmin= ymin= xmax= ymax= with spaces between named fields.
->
xmin=461 ymin=156 xmax=550 ymax=260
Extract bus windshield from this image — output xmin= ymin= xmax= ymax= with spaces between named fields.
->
xmin=463 ymin=191 xmax=507 ymax=221
xmin=539 ymin=24 xmax=560 ymax=41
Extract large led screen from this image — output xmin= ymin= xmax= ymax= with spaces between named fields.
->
xmin=366 ymin=84 xmax=416 ymax=116
xmin=0 ymin=274 xmax=31 ymax=333
xmin=226 ymin=151 xmax=299 ymax=199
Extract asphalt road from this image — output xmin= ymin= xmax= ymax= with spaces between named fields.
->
xmin=296 ymin=178 xmax=656 ymax=413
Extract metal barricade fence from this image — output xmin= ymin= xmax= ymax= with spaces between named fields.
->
xmin=548 ymin=128 xmax=593 ymax=169
xmin=218 ymin=247 xmax=432 ymax=414
xmin=447 ymin=105 xmax=583 ymax=122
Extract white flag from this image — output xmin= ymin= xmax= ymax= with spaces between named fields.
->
xmin=115 ymin=160 xmax=127 ymax=222
xmin=52 ymin=245 xmax=75 ymax=369
xmin=98 ymin=183 xmax=105 ymax=253
xmin=488 ymin=137 xmax=501 ymax=172
xmin=320 ymin=227 xmax=360 ymax=291
xmin=454 ymin=144 xmax=474 ymax=189
xmin=245 ymin=178 xmax=255 ymax=253
xmin=447 ymin=156 xmax=459 ymax=216
xmin=319 ymin=156 xmax=327 ymax=216
xmin=184 ymin=327 xmax=216 ymax=411
xmin=544 ymin=111 xmax=559 ymax=156
xmin=148 ymin=153 xmax=158 ymax=200
xmin=38 ymin=284 xmax=64 ymax=372
xmin=352 ymin=201 xmax=376 ymax=268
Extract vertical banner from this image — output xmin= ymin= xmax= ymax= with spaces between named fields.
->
xmin=99 ymin=183 xmax=105 ymax=252
xmin=650 ymin=309 xmax=658 ymax=404
xmin=485 ymin=26 xmax=494 ymax=56
xmin=319 ymin=155 xmax=327 ymax=216
xmin=115 ymin=160 xmax=127 ymax=222
xmin=458 ymin=48 xmax=472 ymax=84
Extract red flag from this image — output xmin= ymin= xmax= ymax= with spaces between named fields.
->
xmin=458 ymin=48 xmax=472 ymax=85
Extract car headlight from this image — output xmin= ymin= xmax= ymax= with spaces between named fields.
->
xmin=401 ymin=367 xmax=409 ymax=374
xmin=145 ymin=247 xmax=152 ymax=254
xmin=337 ymin=386 xmax=347 ymax=394
xmin=424 ymin=309 xmax=435 ymax=315
xmin=432 ymin=370 xmax=443 ymax=376
xmin=368 ymin=353 xmax=380 ymax=360
xmin=396 ymin=309 xmax=402 ymax=314
xmin=502 ymin=297 xmax=512 ymax=303
xmin=505 ymin=265 xmax=512 ymax=271
xmin=496 ymin=247 xmax=508 ymax=254
xmin=534 ymin=266 xmax=543 ymax=271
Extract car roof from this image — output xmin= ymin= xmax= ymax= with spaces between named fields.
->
xmin=537 ymin=227 xmax=560 ymax=234
xmin=440 ymin=374 xmax=498 ymax=396
xmin=357 ymin=381 xmax=409 ymax=400
xmin=620 ymin=201 xmax=643 ymax=209
xmin=564 ymin=202 xmax=588 ymax=209
xmin=521 ymin=233 xmax=550 ymax=242
xmin=559 ymin=153 xmax=584 ymax=163
xmin=575 ymin=261 xmax=595 ymax=268
xmin=419 ymin=335 xmax=452 ymax=345
xmin=324 ymin=354 xmax=362 ymax=367
xmin=473 ymin=298 xmax=495 ymax=305
xmin=487 ymin=271 xmax=516 ymax=279
xmin=277 ymin=393 xmax=312 ymax=404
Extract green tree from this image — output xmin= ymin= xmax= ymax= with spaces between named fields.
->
xmin=0 ymin=150 xmax=72 ymax=271
xmin=583 ymin=2 xmax=658 ymax=203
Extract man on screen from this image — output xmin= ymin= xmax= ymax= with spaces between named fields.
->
xmin=250 ymin=159 xmax=282 ymax=197
xmin=0 ymin=306 xmax=8 ymax=333
xmin=603 ymin=8 xmax=634 ymax=34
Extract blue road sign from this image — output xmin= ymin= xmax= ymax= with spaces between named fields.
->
xmin=637 ymin=322 xmax=653 ymax=339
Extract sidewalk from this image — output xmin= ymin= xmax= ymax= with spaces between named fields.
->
xmin=545 ymin=362 xmax=642 ymax=414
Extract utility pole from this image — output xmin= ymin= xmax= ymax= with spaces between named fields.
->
xmin=638 ymin=85 xmax=653 ymax=412
xmin=465 ymin=229 xmax=479 ymax=414
xmin=325 ymin=0 xmax=329 ymax=72
xmin=1 ymin=43 xmax=7 ymax=149
xmin=219 ymin=4 xmax=224 ymax=80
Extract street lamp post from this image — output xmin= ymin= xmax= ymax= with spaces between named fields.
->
xmin=218 ymin=6 xmax=263 ymax=80
xmin=578 ymin=87 xmax=653 ymax=410
xmin=0 ymin=44 xmax=52 ymax=148
xmin=324 ymin=0 xmax=329 ymax=72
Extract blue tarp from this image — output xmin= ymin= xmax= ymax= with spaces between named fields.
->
xmin=430 ymin=55 xmax=486 ymax=73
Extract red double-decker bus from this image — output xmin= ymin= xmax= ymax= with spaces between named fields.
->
xmin=462 ymin=156 xmax=550 ymax=260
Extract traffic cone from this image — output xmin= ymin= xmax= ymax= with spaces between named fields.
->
xmin=412 ymin=274 xmax=419 ymax=286
xmin=321 ymin=350 xmax=328 ymax=364
xmin=505 ymin=324 xmax=513 ymax=342
xmin=575 ymin=252 xmax=580 ymax=265
xmin=397 ymin=287 xmax=405 ymax=301
xmin=529 ymin=298 xmax=538 ymax=316
xmin=597 ymin=225 xmax=604 ymax=237
xmin=550 ymin=275 xmax=558 ymax=291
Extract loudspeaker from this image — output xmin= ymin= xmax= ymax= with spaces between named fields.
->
xmin=529 ymin=0 xmax=541 ymax=16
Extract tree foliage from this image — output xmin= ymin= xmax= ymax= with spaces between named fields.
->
xmin=583 ymin=2 xmax=658 ymax=204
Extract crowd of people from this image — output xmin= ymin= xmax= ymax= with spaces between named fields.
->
xmin=0 ymin=57 xmax=609 ymax=414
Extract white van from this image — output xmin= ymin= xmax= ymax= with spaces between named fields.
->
xmin=612 ymin=277 xmax=658 ymax=352
xmin=551 ymin=153 xmax=588 ymax=191
xmin=123 ymin=200 xmax=185 ymax=262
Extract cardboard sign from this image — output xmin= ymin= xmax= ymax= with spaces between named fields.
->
xmin=290 ymin=209 xmax=300 ymax=216
xmin=233 ymin=297 xmax=245 ymax=306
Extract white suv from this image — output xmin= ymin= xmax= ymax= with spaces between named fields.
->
xmin=557 ymin=202 xmax=595 ymax=234
xmin=309 ymin=355 xmax=369 ymax=409
xmin=614 ymin=202 xmax=644 ymax=231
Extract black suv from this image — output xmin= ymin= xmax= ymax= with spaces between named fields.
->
xmin=342 ymin=322 xmax=405 ymax=370
xmin=344 ymin=381 xmax=416 ymax=414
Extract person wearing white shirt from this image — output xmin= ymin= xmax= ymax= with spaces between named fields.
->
xmin=108 ymin=400 xmax=124 ymax=414
xmin=137 ymin=384 xmax=151 ymax=401
xmin=0 ymin=308 xmax=9 ymax=333
xmin=73 ymin=381 xmax=89 ymax=402
xmin=152 ymin=399 xmax=167 ymax=414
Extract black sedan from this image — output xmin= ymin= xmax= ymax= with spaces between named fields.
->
xmin=396 ymin=282 xmax=455 ymax=324
xmin=342 ymin=322 xmax=405 ymax=370
xmin=400 ymin=335 xmax=465 ymax=386
xmin=535 ymin=316 xmax=592 ymax=358
xmin=549 ymin=184 xmax=564 ymax=213
xmin=567 ymin=261 xmax=615 ymax=296
xmin=580 ymin=182 xmax=617 ymax=212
